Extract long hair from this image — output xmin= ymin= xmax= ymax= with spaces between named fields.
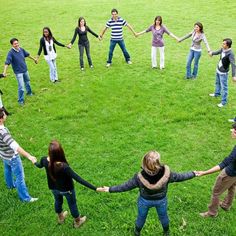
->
xmin=194 ymin=22 xmax=204 ymax=33
xmin=43 ymin=27 xmax=53 ymax=40
xmin=154 ymin=16 xmax=162 ymax=27
xmin=78 ymin=17 xmax=86 ymax=28
xmin=142 ymin=150 xmax=162 ymax=175
xmin=48 ymin=140 xmax=68 ymax=181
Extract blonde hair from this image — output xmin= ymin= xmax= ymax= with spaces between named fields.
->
xmin=142 ymin=150 xmax=161 ymax=175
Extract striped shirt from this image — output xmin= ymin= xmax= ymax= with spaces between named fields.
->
xmin=106 ymin=17 xmax=127 ymax=40
xmin=0 ymin=125 xmax=19 ymax=160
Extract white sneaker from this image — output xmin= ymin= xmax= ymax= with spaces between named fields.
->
xmin=217 ymin=103 xmax=224 ymax=108
xmin=29 ymin=197 xmax=38 ymax=202
xmin=127 ymin=61 xmax=132 ymax=65
xmin=81 ymin=68 xmax=84 ymax=71
xmin=209 ymin=93 xmax=215 ymax=97
xmin=228 ymin=119 xmax=235 ymax=122
xmin=106 ymin=63 xmax=111 ymax=67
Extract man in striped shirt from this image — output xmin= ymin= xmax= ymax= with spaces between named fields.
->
xmin=0 ymin=108 xmax=38 ymax=202
xmin=100 ymin=8 xmax=136 ymax=67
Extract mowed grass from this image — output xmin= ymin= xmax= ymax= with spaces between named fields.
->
xmin=0 ymin=0 xmax=236 ymax=235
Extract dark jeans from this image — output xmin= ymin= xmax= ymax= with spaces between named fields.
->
xmin=107 ymin=39 xmax=130 ymax=63
xmin=78 ymin=41 xmax=92 ymax=68
xmin=52 ymin=189 xmax=79 ymax=218
xmin=135 ymin=196 xmax=169 ymax=232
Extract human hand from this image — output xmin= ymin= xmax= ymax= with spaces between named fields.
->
xmin=208 ymin=51 xmax=212 ymax=57
xmin=96 ymin=186 xmax=109 ymax=192
xmin=232 ymin=77 xmax=236 ymax=82
xmin=98 ymin=36 xmax=102 ymax=41
xmin=29 ymin=155 xmax=37 ymax=164
xmin=67 ymin=43 xmax=72 ymax=49
xmin=194 ymin=171 xmax=205 ymax=177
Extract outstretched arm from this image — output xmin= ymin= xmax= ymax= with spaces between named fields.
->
xmin=3 ymin=64 xmax=9 ymax=77
xmin=17 ymin=146 xmax=37 ymax=164
xmin=28 ymin=55 xmax=37 ymax=64
xmin=198 ymin=165 xmax=221 ymax=176
xmin=126 ymin=23 xmax=137 ymax=37
xmin=100 ymin=27 xmax=108 ymax=39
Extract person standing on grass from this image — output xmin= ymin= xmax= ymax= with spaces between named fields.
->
xmin=97 ymin=151 xmax=197 ymax=236
xmin=0 ymin=74 xmax=10 ymax=115
xmin=199 ymin=123 xmax=236 ymax=218
xmin=34 ymin=140 xmax=100 ymax=228
xmin=208 ymin=38 xmax=236 ymax=108
xmin=36 ymin=27 xmax=68 ymax=83
xmin=0 ymin=108 xmax=38 ymax=202
xmin=136 ymin=16 xmax=179 ymax=70
xmin=68 ymin=17 xmax=101 ymax=71
xmin=3 ymin=38 xmax=36 ymax=105
xmin=100 ymin=8 xmax=136 ymax=67
xmin=178 ymin=22 xmax=211 ymax=79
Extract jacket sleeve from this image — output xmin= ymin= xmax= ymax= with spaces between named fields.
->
xmin=70 ymin=28 xmax=78 ymax=45
xmin=202 ymin=34 xmax=210 ymax=52
xmin=109 ymin=174 xmax=139 ymax=193
xmin=219 ymin=146 xmax=236 ymax=169
xmin=211 ymin=49 xmax=222 ymax=56
xmin=87 ymin=26 xmax=98 ymax=38
xmin=179 ymin=32 xmax=192 ymax=42
xmin=169 ymin=171 xmax=195 ymax=183
xmin=229 ymin=52 xmax=236 ymax=77
xmin=37 ymin=38 xmax=43 ymax=56
xmin=34 ymin=157 xmax=45 ymax=168
xmin=64 ymin=165 xmax=97 ymax=190
xmin=53 ymin=37 xmax=65 ymax=47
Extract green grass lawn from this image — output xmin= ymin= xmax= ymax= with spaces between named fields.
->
xmin=0 ymin=0 xmax=236 ymax=235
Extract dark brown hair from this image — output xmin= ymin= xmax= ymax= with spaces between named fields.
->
xmin=154 ymin=16 xmax=162 ymax=26
xmin=194 ymin=22 xmax=204 ymax=33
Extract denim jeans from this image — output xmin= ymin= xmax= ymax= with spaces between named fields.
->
xmin=107 ymin=39 xmax=130 ymax=63
xmin=214 ymin=72 xmax=228 ymax=105
xmin=79 ymin=41 xmax=92 ymax=68
xmin=3 ymin=155 xmax=31 ymax=201
xmin=186 ymin=49 xmax=201 ymax=78
xmin=46 ymin=59 xmax=58 ymax=82
xmin=52 ymin=189 xmax=79 ymax=218
xmin=135 ymin=196 xmax=169 ymax=232
xmin=15 ymin=71 xmax=32 ymax=104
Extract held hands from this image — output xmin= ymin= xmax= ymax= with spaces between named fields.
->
xmin=28 ymin=155 xmax=37 ymax=164
xmin=232 ymin=77 xmax=236 ymax=82
xmin=208 ymin=51 xmax=213 ymax=57
xmin=96 ymin=186 xmax=109 ymax=192
xmin=66 ymin=43 xmax=72 ymax=49
xmin=98 ymin=35 xmax=102 ymax=41
xmin=193 ymin=171 xmax=206 ymax=177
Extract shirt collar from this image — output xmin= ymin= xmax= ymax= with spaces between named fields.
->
xmin=0 ymin=124 xmax=5 ymax=129
xmin=12 ymin=47 xmax=20 ymax=52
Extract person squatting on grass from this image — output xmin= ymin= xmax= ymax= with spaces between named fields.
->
xmin=0 ymin=108 xmax=38 ymax=202
xmin=3 ymin=38 xmax=36 ymax=105
xmin=68 ymin=17 xmax=101 ymax=71
xmin=100 ymin=8 xmax=136 ymax=67
xmin=178 ymin=22 xmax=211 ymax=79
xmin=34 ymin=140 xmax=100 ymax=228
xmin=36 ymin=27 xmax=69 ymax=83
xmin=199 ymin=123 xmax=236 ymax=218
xmin=208 ymin=38 xmax=236 ymax=108
xmin=136 ymin=16 xmax=179 ymax=70
xmin=97 ymin=151 xmax=197 ymax=236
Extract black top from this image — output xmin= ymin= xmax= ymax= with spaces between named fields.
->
xmin=70 ymin=26 xmax=98 ymax=45
xmin=37 ymin=37 xmax=65 ymax=56
xmin=35 ymin=156 xmax=97 ymax=192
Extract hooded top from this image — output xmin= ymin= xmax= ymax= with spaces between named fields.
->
xmin=109 ymin=165 xmax=195 ymax=200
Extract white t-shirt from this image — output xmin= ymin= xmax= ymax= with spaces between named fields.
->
xmin=44 ymin=39 xmax=57 ymax=60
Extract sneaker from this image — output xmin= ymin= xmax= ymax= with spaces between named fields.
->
xmin=18 ymin=102 xmax=24 ymax=106
xmin=26 ymin=93 xmax=34 ymax=96
xmin=81 ymin=67 xmax=84 ymax=71
xmin=160 ymin=67 xmax=165 ymax=70
xmin=29 ymin=197 xmax=38 ymax=203
xmin=219 ymin=202 xmax=230 ymax=211
xmin=90 ymin=65 xmax=94 ymax=68
xmin=106 ymin=63 xmax=111 ymax=67
xmin=127 ymin=61 xmax=132 ymax=65
xmin=54 ymin=80 xmax=61 ymax=83
xmin=228 ymin=118 xmax=236 ymax=122
xmin=152 ymin=67 xmax=157 ymax=69
xmin=74 ymin=216 xmax=87 ymax=228
xmin=199 ymin=211 xmax=218 ymax=218
xmin=209 ymin=93 xmax=215 ymax=97
xmin=134 ymin=228 xmax=140 ymax=236
xmin=217 ymin=103 xmax=224 ymax=108
xmin=58 ymin=211 xmax=68 ymax=224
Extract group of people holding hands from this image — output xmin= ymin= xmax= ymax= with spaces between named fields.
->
xmin=0 ymin=8 xmax=236 ymax=236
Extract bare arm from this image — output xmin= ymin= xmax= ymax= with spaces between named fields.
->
xmin=199 ymin=165 xmax=221 ymax=176
xmin=126 ymin=23 xmax=136 ymax=37
xmin=17 ymin=146 xmax=37 ymax=164
xmin=3 ymin=64 xmax=9 ymax=76
xmin=28 ymin=55 xmax=37 ymax=64
xmin=100 ymin=27 xmax=108 ymax=38
xmin=136 ymin=30 xmax=146 ymax=36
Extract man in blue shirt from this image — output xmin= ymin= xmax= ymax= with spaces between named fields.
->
xmin=199 ymin=123 xmax=236 ymax=217
xmin=3 ymin=38 xmax=37 ymax=105
xmin=100 ymin=8 xmax=136 ymax=67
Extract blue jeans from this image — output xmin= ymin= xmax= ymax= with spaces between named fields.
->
xmin=52 ymin=189 xmax=79 ymax=218
xmin=46 ymin=59 xmax=58 ymax=82
xmin=3 ymin=155 xmax=31 ymax=201
xmin=107 ymin=39 xmax=130 ymax=63
xmin=136 ymin=196 xmax=169 ymax=232
xmin=186 ymin=49 xmax=201 ymax=78
xmin=15 ymin=71 xmax=32 ymax=104
xmin=214 ymin=72 xmax=228 ymax=105
xmin=79 ymin=41 xmax=92 ymax=68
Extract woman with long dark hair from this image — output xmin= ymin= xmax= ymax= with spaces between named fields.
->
xmin=35 ymin=140 xmax=99 ymax=228
xmin=36 ymin=27 xmax=68 ymax=83
xmin=68 ymin=17 xmax=100 ymax=71
xmin=136 ymin=16 xmax=179 ymax=70
xmin=178 ymin=22 xmax=211 ymax=79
